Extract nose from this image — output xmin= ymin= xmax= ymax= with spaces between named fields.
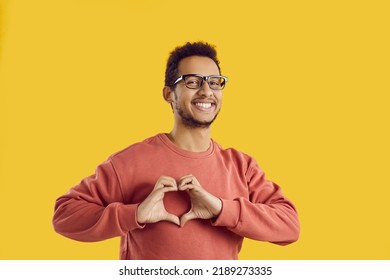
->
xmin=198 ymin=80 xmax=214 ymax=97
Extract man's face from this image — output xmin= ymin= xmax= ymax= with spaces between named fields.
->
xmin=171 ymin=56 xmax=223 ymax=128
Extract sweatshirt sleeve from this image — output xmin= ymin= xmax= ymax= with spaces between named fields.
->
xmin=52 ymin=159 xmax=143 ymax=242
xmin=212 ymin=160 xmax=300 ymax=245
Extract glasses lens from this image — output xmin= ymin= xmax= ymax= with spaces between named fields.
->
xmin=208 ymin=76 xmax=226 ymax=90
xmin=182 ymin=75 xmax=227 ymax=90
xmin=183 ymin=75 xmax=203 ymax=89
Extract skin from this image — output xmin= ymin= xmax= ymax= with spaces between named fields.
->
xmin=137 ymin=56 xmax=223 ymax=227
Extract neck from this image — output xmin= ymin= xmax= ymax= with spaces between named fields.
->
xmin=168 ymin=124 xmax=211 ymax=152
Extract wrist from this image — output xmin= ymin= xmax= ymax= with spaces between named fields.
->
xmin=212 ymin=198 xmax=222 ymax=217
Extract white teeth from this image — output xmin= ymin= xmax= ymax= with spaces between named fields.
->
xmin=195 ymin=103 xmax=212 ymax=109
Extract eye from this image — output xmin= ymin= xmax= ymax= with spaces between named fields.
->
xmin=209 ymin=78 xmax=222 ymax=86
xmin=185 ymin=76 xmax=202 ymax=87
xmin=187 ymin=79 xmax=200 ymax=85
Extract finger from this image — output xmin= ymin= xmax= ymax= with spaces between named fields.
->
xmin=155 ymin=176 xmax=177 ymax=190
xmin=164 ymin=213 xmax=180 ymax=226
xmin=179 ymin=177 xmax=201 ymax=191
xmin=190 ymin=176 xmax=200 ymax=186
xmin=178 ymin=173 xmax=193 ymax=182
xmin=180 ymin=210 xmax=197 ymax=227
xmin=178 ymin=183 xmax=196 ymax=191
xmin=161 ymin=184 xmax=179 ymax=193
xmin=179 ymin=174 xmax=193 ymax=180
xmin=179 ymin=174 xmax=201 ymax=187
xmin=178 ymin=175 xmax=195 ymax=188
xmin=159 ymin=176 xmax=177 ymax=187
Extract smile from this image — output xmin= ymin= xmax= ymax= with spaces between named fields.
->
xmin=195 ymin=102 xmax=212 ymax=109
xmin=191 ymin=101 xmax=216 ymax=112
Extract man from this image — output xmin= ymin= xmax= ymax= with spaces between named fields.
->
xmin=53 ymin=42 xmax=300 ymax=259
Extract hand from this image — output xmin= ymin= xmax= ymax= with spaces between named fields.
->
xmin=178 ymin=174 xmax=222 ymax=227
xmin=137 ymin=176 xmax=180 ymax=226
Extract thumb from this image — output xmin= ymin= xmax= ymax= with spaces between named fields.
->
xmin=180 ymin=210 xmax=197 ymax=227
xmin=164 ymin=213 xmax=180 ymax=226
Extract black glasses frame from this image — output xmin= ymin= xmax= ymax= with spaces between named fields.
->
xmin=172 ymin=74 xmax=228 ymax=90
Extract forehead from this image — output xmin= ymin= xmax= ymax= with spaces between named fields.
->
xmin=178 ymin=56 xmax=220 ymax=76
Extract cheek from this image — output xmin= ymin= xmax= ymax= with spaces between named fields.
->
xmin=173 ymin=96 xmax=191 ymax=113
xmin=216 ymin=94 xmax=223 ymax=105
xmin=178 ymin=94 xmax=194 ymax=107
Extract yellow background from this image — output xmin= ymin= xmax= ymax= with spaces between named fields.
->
xmin=1 ymin=0 xmax=389 ymax=259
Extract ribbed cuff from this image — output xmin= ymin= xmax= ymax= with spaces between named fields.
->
xmin=211 ymin=199 xmax=240 ymax=228
xmin=117 ymin=203 xmax=145 ymax=233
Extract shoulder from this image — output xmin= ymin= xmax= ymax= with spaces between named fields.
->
xmin=213 ymin=140 xmax=259 ymax=170
xmin=213 ymin=140 xmax=252 ymax=160
xmin=213 ymin=141 xmax=266 ymax=182
xmin=108 ymin=134 xmax=164 ymax=162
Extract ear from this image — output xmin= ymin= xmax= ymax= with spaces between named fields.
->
xmin=163 ymin=86 xmax=174 ymax=103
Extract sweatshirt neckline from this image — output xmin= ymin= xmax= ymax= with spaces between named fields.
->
xmin=158 ymin=133 xmax=215 ymax=159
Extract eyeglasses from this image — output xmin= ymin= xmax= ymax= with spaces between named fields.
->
xmin=172 ymin=74 xmax=228 ymax=90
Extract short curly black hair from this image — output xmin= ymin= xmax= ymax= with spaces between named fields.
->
xmin=164 ymin=41 xmax=221 ymax=88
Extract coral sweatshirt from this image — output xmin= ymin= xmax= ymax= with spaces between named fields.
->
xmin=53 ymin=133 xmax=300 ymax=259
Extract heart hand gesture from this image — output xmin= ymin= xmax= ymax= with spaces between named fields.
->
xmin=178 ymin=174 xmax=222 ymax=227
xmin=137 ymin=176 xmax=180 ymax=226
xmin=136 ymin=174 xmax=222 ymax=227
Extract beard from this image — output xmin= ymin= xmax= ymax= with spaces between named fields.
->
xmin=175 ymin=103 xmax=219 ymax=129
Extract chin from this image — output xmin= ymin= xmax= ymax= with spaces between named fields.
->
xmin=177 ymin=106 xmax=219 ymax=129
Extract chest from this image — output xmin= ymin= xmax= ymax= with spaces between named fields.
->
xmin=120 ymin=154 xmax=249 ymax=208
